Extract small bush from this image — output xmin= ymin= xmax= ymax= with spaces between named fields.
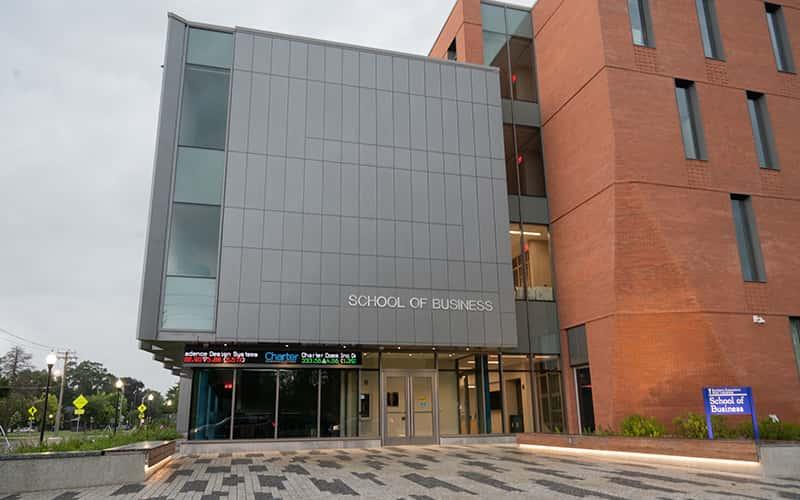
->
xmin=673 ymin=412 xmax=707 ymax=439
xmin=620 ymin=415 xmax=665 ymax=437
xmin=760 ymin=419 xmax=800 ymax=441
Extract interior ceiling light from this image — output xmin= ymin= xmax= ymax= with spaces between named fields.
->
xmin=509 ymin=230 xmax=542 ymax=236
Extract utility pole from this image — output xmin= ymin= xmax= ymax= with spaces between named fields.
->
xmin=53 ymin=350 xmax=73 ymax=433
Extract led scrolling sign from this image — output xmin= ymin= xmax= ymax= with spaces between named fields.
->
xmin=183 ymin=346 xmax=362 ymax=366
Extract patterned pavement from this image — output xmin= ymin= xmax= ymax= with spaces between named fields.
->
xmin=4 ymin=444 xmax=800 ymax=499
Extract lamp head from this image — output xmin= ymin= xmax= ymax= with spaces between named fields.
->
xmin=115 ymin=379 xmax=124 ymax=390
xmin=46 ymin=352 xmax=57 ymax=367
xmin=147 ymin=394 xmax=154 ymax=401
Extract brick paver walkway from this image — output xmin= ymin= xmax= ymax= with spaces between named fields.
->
xmin=5 ymin=444 xmax=799 ymax=499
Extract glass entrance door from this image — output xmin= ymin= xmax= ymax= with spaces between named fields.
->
xmin=382 ymin=371 xmax=437 ymax=445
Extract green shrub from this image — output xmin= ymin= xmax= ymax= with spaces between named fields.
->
xmin=673 ymin=412 xmax=708 ymax=439
xmin=759 ymin=419 xmax=800 ymax=441
xmin=620 ymin=415 xmax=665 ymax=437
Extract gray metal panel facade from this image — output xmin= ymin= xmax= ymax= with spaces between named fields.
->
xmin=137 ymin=16 xmax=186 ymax=342
xmin=216 ymin=29 xmax=514 ymax=348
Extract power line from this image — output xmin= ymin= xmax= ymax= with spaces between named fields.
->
xmin=0 ymin=327 xmax=60 ymax=352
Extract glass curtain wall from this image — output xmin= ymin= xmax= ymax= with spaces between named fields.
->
xmin=482 ymin=3 xmax=543 ymax=198
xmin=438 ymin=354 xmax=482 ymax=435
xmin=534 ymin=356 xmax=565 ymax=432
xmin=510 ymin=223 xmax=554 ymax=301
xmin=502 ymin=355 xmax=534 ymax=433
xmin=190 ymin=360 xmax=378 ymax=440
xmin=162 ymin=28 xmax=232 ymax=331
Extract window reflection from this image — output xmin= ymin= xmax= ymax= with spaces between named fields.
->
xmin=277 ymin=370 xmax=319 ymax=438
xmin=189 ymin=369 xmax=233 ymax=440
xmin=233 ymin=370 xmax=276 ymax=439
xmin=504 ymin=125 xmax=546 ymax=197
xmin=320 ymin=369 xmax=359 ymax=437
xmin=166 ymin=203 xmax=221 ymax=278
xmin=179 ymin=65 xmax=230 ymax=150
xmin=483 ymin=32 xmax=511 ymax=100
xmin=510 ymin=223 xmax=553 ymax=301
xmin=509 ymin=37 xmax=536 ymax=102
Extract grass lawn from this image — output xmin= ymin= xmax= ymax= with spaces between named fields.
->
xmin=4 ymin=426 xmax=180 ymax=453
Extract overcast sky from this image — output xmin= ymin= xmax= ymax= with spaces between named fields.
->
xmin=0 ymin=0 xmax=533 ymax=393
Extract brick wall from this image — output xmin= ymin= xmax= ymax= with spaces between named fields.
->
xmin=535 ymin=0 xmax=800 ymax=431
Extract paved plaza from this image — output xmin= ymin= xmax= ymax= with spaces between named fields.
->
xmin=5 ymin=445 xmax=799 ymax=499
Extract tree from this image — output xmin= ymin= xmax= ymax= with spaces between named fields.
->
xmin=164 ymin=383 xmax=179 ymax=414
xmin=69 ymin=360 xmax=115 ymax=396
xmin=0 ymin=346 xmax=33 ymax=381
xmin=121 ymin=377 xmax=145 ymax=413
xmin=84 ymin=392 xmax=122 ymax=429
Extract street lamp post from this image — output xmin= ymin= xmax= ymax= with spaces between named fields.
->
xmin=113 ymin=379 xmax=124 ymax=435
xmin=39 ymin=352 xmax=57 ymax=446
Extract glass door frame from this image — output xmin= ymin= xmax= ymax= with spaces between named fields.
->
xmin=381 ymin=369 xmax=439 ymax=446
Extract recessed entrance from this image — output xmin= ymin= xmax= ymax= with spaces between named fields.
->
xmin=382 ymin=370 xmax=437 ymax=445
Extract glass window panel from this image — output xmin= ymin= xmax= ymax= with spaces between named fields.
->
xmin=510 ymin=223 xmax=553 ymax=301
xmin=575 ymin=366 xmax=596 ymax=433
xmin=179 ymin=65 xmax=230 ymax=150
xmin=167 ymin=203 xmax=221 ymax=278
xmin=161 ymin=276 xmax=216 ymax=330
xmin=438 ymin=370 xmax=460 ymax=434
xmin=508 ymin=37 xmax=537 ymax=102
xmin=483 ymin=32 xmax=512 ymax=100
xmin=731 ymin=196 xmax=765 ymax=282
xmin=174 ymin=147 xmax=225 ymax=205
xmin=506 ymin=125 xmax=546 ymax=197
xmin=791 ymin=318 xmax=800 ymax=379
xmin=277 ymin=369 xmax=319 ymax=438
xmin=536 ymin=369 xmax=564 ymax=432
xmin=628 ymin=0 xmax=648 ymax=46
xmin=189 ymin=369 xmax=233 ymax=440
xmin=459 ymin=371 xmax=480 ymax=434
xmin=456 ymin=354 xmax=478 ymax=370
xmin=358 ymin=370 xmax=380 ymax=437
xmin=320 ymin=369 xmax=359 ymax=437
xmin=481 ymin=3 xmax=507 ymax=33
xmin=506 ymin=8 xmax=533 ymax=38
xmin=766 ymin=5 xmax=794 ymax=72
xmin=412 ymin=376 xmax=434 ymax=437
xmin=503 ymin=370 xmax=533 ymax=432
xmin=696 ymin=0 xmax=723 ymax=59
xmin=675 ymin=86 xmax=697 ymax=158
xmin=502 ymin=355 xmax=530 ymax=371
xmin=488 ymin=369 xmax=503 ymax=433
xmin=747 ymin=97 xmax=768 ymax=168
xmin=233 ymin=370 xmax=277 ymax=439
xmin=187 ymin=28 xmax=234 ymax=68
xmin=533 ymin=354 xmax=561 ymax=372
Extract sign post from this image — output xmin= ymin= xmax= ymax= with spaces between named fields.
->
xmin=702 ymin=386 xmax=759 ymax=441
xmin=73 ymin=395 xmax=89 ymax=432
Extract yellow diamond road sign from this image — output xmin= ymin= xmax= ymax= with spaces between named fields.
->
xmin=73 ymin=394 xmax=88 ymax=409
xmin=137 ymin=404 xmax=147 ymax=413
xmin=28 ymin=406 xmax=37 ymax=417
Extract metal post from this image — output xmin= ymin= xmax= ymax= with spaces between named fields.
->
xmin=54 ymin=351 xmax=69 ymax=433
xmin=114 ymin=388 xmax=121 ymax=435
xmin=39 ymin=364 xmax=53 ymax=446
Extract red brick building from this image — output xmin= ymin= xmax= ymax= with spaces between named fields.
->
xmin=432 ymin=0 xmax=800 ymax=433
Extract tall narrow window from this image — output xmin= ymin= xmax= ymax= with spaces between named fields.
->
xmin=791 ymin=318 xmax=800 ymax=380
xmin=446 ymin=39 xmax=457 ymax=61
xmin=696 ymin=0 xmax=724 ymax=59
xmin=766 ymin=3 xmax=795 ymax=73
xmin=730 ymin=195 xmax=766 ymax=282
xmin=162 ymin=27 xmax=232 ymax=331
xmin=628 ymin=0 xmax=654 ymax=47
xmin=746 ymin=91 xmax=779 ymax=169
xmin=675 ymin=80 xmax=707 ymax=160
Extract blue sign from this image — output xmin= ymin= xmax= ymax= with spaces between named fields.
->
xmin=702 ymin=387 xmax=759 ymax=441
